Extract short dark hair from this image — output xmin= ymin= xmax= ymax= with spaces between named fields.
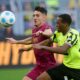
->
xmin=34 ymin=6 xmax=47 ymax=15
xmin=59 ymin=14 xmax=72 ymax=26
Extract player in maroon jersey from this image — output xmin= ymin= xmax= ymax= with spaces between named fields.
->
xmin=6 ymin=6 xmax=56 ymax=80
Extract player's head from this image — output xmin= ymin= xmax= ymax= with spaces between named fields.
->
xmin=56 ymin=14 xmax=72 ymax=33
xmin=33 ymin=6 xmax=47 ymax=27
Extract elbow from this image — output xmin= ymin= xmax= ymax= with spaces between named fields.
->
xmin=45 ymin=34 xmax=52 ymax=38
xmin=43 ymin=32 xmax=52 ymax=38
xmin=47 ymin=33 xmax=52 ymax=37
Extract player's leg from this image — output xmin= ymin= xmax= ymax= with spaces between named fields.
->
xmin=37 ymin=64 xmax=80 ymax=80
xmin=65 ymin=68 xmax=80 ymax=80
xmin=37 ymin=64 xmax=65 ymax=80
xmin=23 ymin=76 xmax=32 ymax=80
xmin=23 ymin=65 xmax=45 ymax=80
xmin=37 ymin=72 xmax=52 ymax=80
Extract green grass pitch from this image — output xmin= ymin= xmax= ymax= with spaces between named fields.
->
xmin=0 ymin=68 xmax=31 ymax=80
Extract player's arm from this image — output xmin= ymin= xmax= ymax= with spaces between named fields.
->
xmin=19 ymin=46 xmax=32 ymax=52
xmin=23 ymin=38 xmax=52 ymax=51
xmin=15 ymin=37 xmax=32 ymax=44
xmin=41 ymin=28 xmax=52 ymax=37
xmin=34 ymin=43 xmax=70 ymax=55
xmin=36 ymin=37 xmax=53 ymax=46
xmin=19 ymin=35 xmax=52 ymax=52
xmin=6 ymin=37 xmax=32 ymax=44
xmin=36 ymin=31 xmax=56 ymax=46
xmin=36 ymin=28 xmax=52 ymax=38
xmin=34 ymin=32 xmax=78 ymax=55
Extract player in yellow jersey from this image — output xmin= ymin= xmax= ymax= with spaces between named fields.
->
xmin=33 ymin=14 xmax=80 ymax=80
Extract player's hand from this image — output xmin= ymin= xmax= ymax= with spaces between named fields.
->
xmin=36 ymin=31 xmax=43 ymax=36
xmin=19 ymin=48 xmax=25 ymax=53
xmin=6 ymin=38 xmax=17 ymax=44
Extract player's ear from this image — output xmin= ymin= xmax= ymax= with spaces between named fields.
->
xmin=43 ymin=14 xmax=47 ymax=20
xmin=63 ymin=22 xmax=68 ymax=27
xmin=65 ymin=23 xmax=68 ymax=27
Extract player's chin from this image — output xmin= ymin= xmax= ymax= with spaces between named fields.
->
xmin=34 ymin=24 xmax=38 ymax=27
xmin=57 ymin=28 xmax=61 ymax=32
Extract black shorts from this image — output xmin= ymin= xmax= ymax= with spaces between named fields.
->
xmin=47 ymin=64 xmax=80 ymax=80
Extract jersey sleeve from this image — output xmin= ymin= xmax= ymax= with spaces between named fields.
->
xmin=42 ymin=24 xmax=53 ymax=32
xmin=45 ymin=24 xmax=53 ymax=32
xmin=65 ymin=32 xmax=78 ymax=46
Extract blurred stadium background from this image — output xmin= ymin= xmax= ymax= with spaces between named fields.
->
xmin=0 ymin=0 xmax=80 ymax=80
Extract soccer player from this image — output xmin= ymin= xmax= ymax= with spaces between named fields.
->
xmin=33 ymin=14 xmax=80 ymax=80
xmin=6 ymin=6 xmax=56 ymax=80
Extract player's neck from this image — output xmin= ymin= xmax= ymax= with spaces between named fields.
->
xmin=62 ymin=27 xmax=70 ymax=35
xmin=36 ymin=22 xmax=46 ymax=28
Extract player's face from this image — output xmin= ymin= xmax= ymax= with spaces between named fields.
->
xmin=33 ymin=11 xmax=46 ymax=27
xmin=56 ymin=17 xmax=66 ymax=32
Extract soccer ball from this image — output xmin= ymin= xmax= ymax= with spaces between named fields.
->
xmin=0 ymin=11 xmax=16 ymax=27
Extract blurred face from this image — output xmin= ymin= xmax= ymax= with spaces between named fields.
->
xmin=33 ymin=11 xmax=46 ymax=27
xmin=56 ymin=17 xmax=66 ymax=32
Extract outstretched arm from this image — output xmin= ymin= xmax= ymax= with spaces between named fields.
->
xmin=37 ymin=38 xmax=53 ymax=46
xmin=6 ymin=37 xmax=32 ymax=44
xmin=19 ymin=46 xmax=33 ymax=53
xmin=33 ymin=43 xmax=71 ymax=55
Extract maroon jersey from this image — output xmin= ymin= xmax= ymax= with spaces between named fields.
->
xmin=32 ymin=23 xmax=56 ymax=67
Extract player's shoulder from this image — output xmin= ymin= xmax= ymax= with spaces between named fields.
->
xmin=32 ymin=26 xmax=38 ymax=33
xmin=68 ymin=28 xmax=79 ymax=35
xmin=32 ymin=26 xmax=38 ymax=30
xmin=43 ymin=23 xmax=53 ymax=29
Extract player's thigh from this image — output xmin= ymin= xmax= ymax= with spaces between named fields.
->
xmin=27 ymin=65 xmax=45 ymax=80
xmin=66 ymin=68 xmax=80 ymax=80
xmin=37 ymin=72 xmax=52 ymax=80
xmin=47 ymin=64 xmax=66 ymax=80
xmin=23 ymin=76 xmax=32 ymax=80
xmin=37 ymin=64 xmax=65 ymax=80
